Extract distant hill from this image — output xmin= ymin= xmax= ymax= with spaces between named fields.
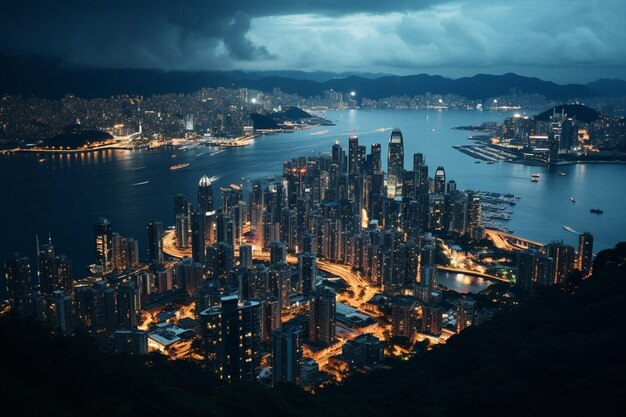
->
xmin=0 ymin=52 xmax=604 ymax=100
xmin=250 ymin=107 xmax=330 ymax=130
xmin=586 ymin=79 xmax=626 ymax=97
xmin=534 ymin=104 xmax=601 ymax=123
xmin=44 ymin=124 xmax=113 ymax=148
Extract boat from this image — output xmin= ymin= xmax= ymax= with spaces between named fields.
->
xmin=570 ymin=197 xmax=576 ymax=203
xmin=169 ymin=163 xmax=190 ymax=171
xmin=132 ymin=181 xmax=149 ymax=186
xmin=474 ymin=160 xmax=481 ymax=163
xmin=531 ymin=178 xmax=538 ymax=182
xmin=563 ymin=226 xmax=577 ymax=233
xmin=559 ymin=172 xmax=567 ymax=176
xmin=38 ymin=158 xmax=46 ymax=163
xmin=590 ymin=208 xmax=603 ymax=214
xmin=486 ymin=161 xmax=495 ymax=164
xmin=531 ymin=173 xmax=540 ymax=178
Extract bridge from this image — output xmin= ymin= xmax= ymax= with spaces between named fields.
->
xmin=486 ymin=228 xmax=543 ymax=251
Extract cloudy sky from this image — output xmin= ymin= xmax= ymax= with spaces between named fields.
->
xmin=1 ymin=0 xmax=625 ymax=82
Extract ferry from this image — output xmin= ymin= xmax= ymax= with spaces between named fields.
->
xmin=531 ymin=177 xmax=538 ymax=182
xmin=570 ymin=197 xmax=576 ymax=203
xmin=590 ymin=208 xmax=603 ymax=214
xmin=559 ymin=172 xmax=567 ymax=176
xmin=169 ymin=163 xmax=190 ymax=171
xmin=132 ymin=181 xmax=149 ymax=186
xmin=531 ymin=173 xmax=540 ymax=178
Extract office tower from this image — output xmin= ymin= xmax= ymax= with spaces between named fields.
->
xmin=155 ymin=269 xmax=174 ymax=292
xmin=447 ymin=179 xmax=457 ymax=194
xmin=93 ymin=217 xmax=113 ymax=272
xmin=270 ymin=240 xmax=287 ymax=266
xmin=308 ymin=287 xmax=336 ymax=347
xmin=391 ymin=296 xmax=417 ymax=338
xmin=261 ymin=297 xmax=281 ymax=345
xmin=434 ymin=166 xmax=446 ymax=194
xmin=175 ymin=214 xmax=189 ymax=249
xmin=413 ymin=153 xmax=424 ymax=170
xmin=577 ymin=232 xmax=594 ymax=275
xmin=114 ymin=329 xmax=148 ymax=355
xmin=38 ymin=242 xmax=56 ymax=293
xmin=215 ymin=212 xmax=234 ymax=247
xmin=173 ymin=194 xmax=189 ymax=224
xmin=239 ymin=245 xmax=253 ymax=268
xmin=387 ymin=128 xmax=404 ymax=198
xmin=85 ymin=281 xmax=117 ymax=339
xmin=249 ymin=181 xmax=264 ymax=238
xmin=199 ymin=296 xmax=261 ymax=383
xmin=331 ymin=141 xmax=345 ymax=173
xmin=298 ymin=253 xmax=317 ymax=296
xmin=48 ymin=290 xmax=72 ymax=335
xmin=301 ymin=232 xmax=314 ymax=254
xmin=174 ymin=257 xmax=204 ymax=295
xmin=55 ymin=255 xmax=73 ymax=293
xmin=198 ymin=175 xmax=214 ymax=213
xmin=116 ymin=281 xmax=140 ymax=328
xmin=428 ymin=194 xmax=446 ymax=231
xmin=112 ymin=233 xmax=139 ymax=272
xmin=269 ymin=264 xmax=291 ymax=312
xmin=191 ymin=211 xmax=206 ymax=263
xmin=421 ymin=303 xmax=443 ymax=336
xmin=348 ymin=135 xmax=359 ymax=176
xmin=545 ymin=241 xmax=576 ymax=284
xmin=205 ymin=242 xmax=234 ymax=281
xmin=272 ymin=325 xmax=303 ymax=386
xmin=146 ymin=221 xmax=164 ymax=266
xmin=456 ymin=298 xmax=476 ymax=333
xmin=4 ymin=254 xmax=32 ymax=315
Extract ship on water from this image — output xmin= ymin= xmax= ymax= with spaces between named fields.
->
xmin=590 ymin=208 xmax=603 ymax=214
xmin=570 ymin=196 xmax=576 ymax=203
xmin=563 ymin=226 xmax=577 ymax=233
xmin=170 ymin=163 xmax=190 ymax=171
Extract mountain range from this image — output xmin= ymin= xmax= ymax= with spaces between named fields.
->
xmin=1 ymin=53 xmax=625 ymax=100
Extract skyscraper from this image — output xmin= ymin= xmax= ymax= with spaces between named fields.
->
xmin=239 ymin=245 xmax=253 ymax=269
xmin=577 ymin=232 xmax=594 ymax=275
xmin=391 ymin=296 xmax=417 ymax=338
xmin=4 ymin=253 xmax=32 ymax=316
xmin=199 ymin=296 xmax=261 ymax=383
xmin=545 ymin=240 xmax=576 ymax=284
xmin=48 ymin=290 xmax=72 ymax=335
xmin=272 ymin=325 xmax=303 ymax=386
xmin=298 ymin=252 xmax=317 ymax=296
xmin=434 ymin=166 xmax=446 ymax=195
xmin=93 ymin=218 xmax=113 ymax=273
xmin=387 ymin=128 xmax=404 ymax=198
xmin=198 ymin=175 xmax=214 ymax=214
xmin=456 ymin=298 xmax=476 ymax=333
xmin=146 ymin=221 xmax=164 ymax=266
xmin=191 ymin=211 xmax=206 ymax=263
xmin=269 ymin=240 xmax=287 ymax=266
xmin=205 ymin=242 xmax=234 ymax=281
xmin=116 ymin=281 xmax=140 ymax=328
xmin=309 ymin=287 xmax=336 ymax=347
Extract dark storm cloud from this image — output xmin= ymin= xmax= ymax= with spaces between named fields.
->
xmin=1 ymin=0 xmax=625 ymax=81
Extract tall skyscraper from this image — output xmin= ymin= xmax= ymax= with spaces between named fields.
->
xmin=191 ymin=211 xmax=206 ymax=263
xmin=93 ymin=218 xmax=113 ymax=273
xmin=174 ymin=257 xmax=204 ymax=295
xmin=48 ymin=290 xmax=73 ymax=335
xmin=369 ymin=143 xmax=382 ymax=173
xmin=298 ymin=253 xmax=317 ymax=296
xmin=269 ymin=240 xmax=287 ymax=266
xmin=391 ymin=296 xmax=417 ymax=338
xmin=272 ymin=325 xmax=303 ymax=386
xmin=434 ymin=166 xmax=446 ymax=195
xmin=456 ymin=298 xmax=476 ymax=333
xmin=309 ymin=287 xmax=336 ymax=347
xmin=577 ymin=232 xmax=594 ymax=275
xmin=205 ymin=242 xmax=234 ymax=281
xmin=175 ymin=214 xmax=189 ymax=249
xmin=199 ymin=296 xmax=261 ymax=383
xmin=545 ymin=241 xmax=576 ymax=284
xmin=146 ymin=221 xmax=164 ymax=266
xmin=116 ymin=281 xmax=140 ymax=328
xmin=421 ymin=303 xmax=443 ymax=336
xmin=387 ymin=128 xmax=404 ymax=198
xmin=198 ymin=175 xmax=214 ymax=214
xmin=239 ymin=245 xmax=253 ymax=269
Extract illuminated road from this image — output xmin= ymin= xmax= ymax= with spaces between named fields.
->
xmin=486 ymin=228 xmax=543 ymax=251
xmin=163 ymin=229 xmax=192 ymax=258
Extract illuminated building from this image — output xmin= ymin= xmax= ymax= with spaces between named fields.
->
xmin=309 ymin=287 xmax=336 ymax=347
xmin=116 ymin=281 xmax=140 ymax=328
xmin=577 ymin=232 xmax=594 ymax=276
xmin=342 ymin=333 xmax=384 ymax=370
xmin=199 ymin=296 xmax=261 ymax=383
xmin=4 ymin=254 xmax=32 ymax=315
xmin=545 ymin=240 xmax=576 ymax=284
xmin=434 ymin=166 xmax=446 ymax=195
xmin=298 ymin=252 xmax=317 ymax=296
xmin=48 ymin=290 xmax=72 ymax=335
xmin=391 ymin=296 xmax=417 ymax=338
xmin=387 ymin=128 xmax=404 ymax=198
xmin=421 ymin=303 xmax=443 ymax=336
xmin=205 ymin=242 xmax=234 ymax=282
xmin=456 ymin=298 xmax=476 ymax=333
xmin=239 ymin=245 xmax=253 ymax=269
xmin=174 ymin=257 xmax=204 ymax=295
xmin=269 ymin=240 xmax=287 ymax=266
xmin=146 ymin=221 xmax=164 ymax=266
xmin=114 ymin=329 xmax=148 ymax=355
xmin=93 ymin=217 xmax=113 ymax=273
